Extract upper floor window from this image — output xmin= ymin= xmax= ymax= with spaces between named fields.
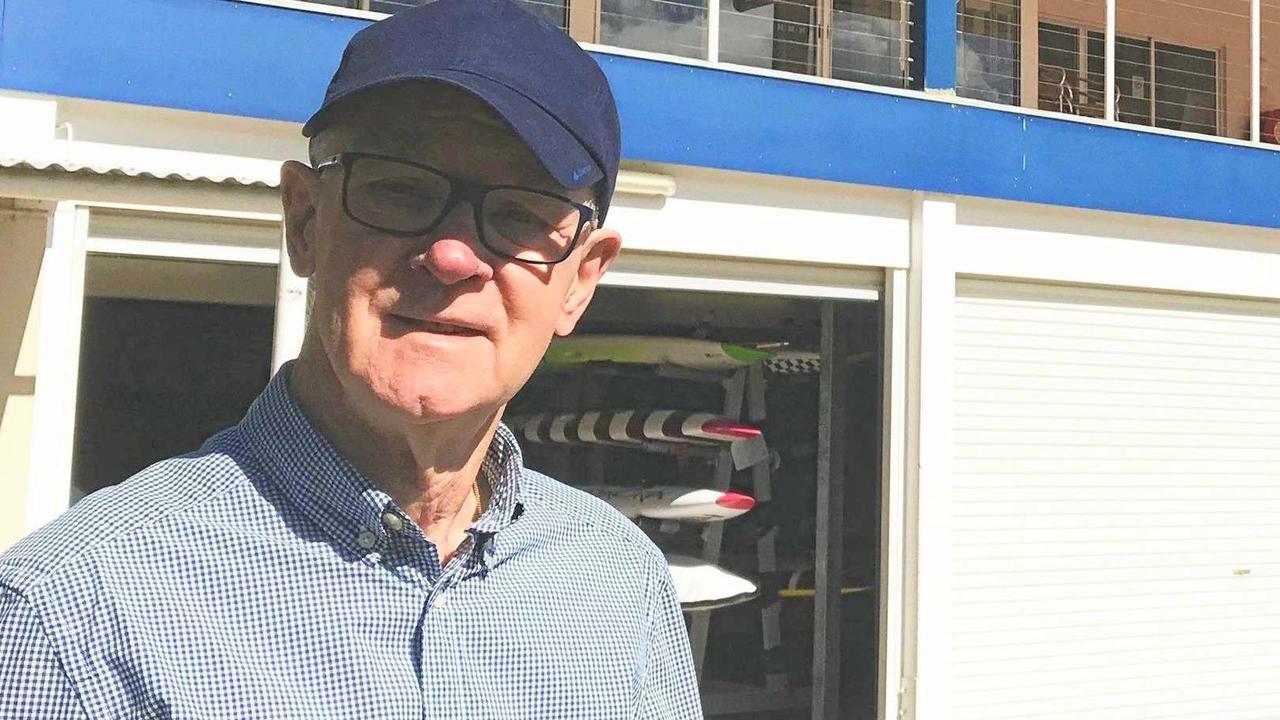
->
xmin=290 ymin=0 xmax=1275 ymax=146
xmin=600 ymin=0 xmax=709 ymax=59
xmin=958 ymin=0 xmax=1252 ymax=142
xmin=719 ymin=0 xmax=913 ymax=87
xmin=307 ymin=0 xmax=916 ymax=90
xmin=1038 ymin=22 xmax=1219 ymax=137
xmin=956 ymin=0 xmax=1020 ymax=105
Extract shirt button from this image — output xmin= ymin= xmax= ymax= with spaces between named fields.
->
xmin=381 ymin=511 xmax=404 ymax=533
xmin=356 ymin=530 xmax=379 ymax=550
xmin=432 ymin=594 xmax=447 ymax=610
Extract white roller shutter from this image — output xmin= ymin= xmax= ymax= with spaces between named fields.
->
xmin=951 ymin=279 xmax=1280 ymax=720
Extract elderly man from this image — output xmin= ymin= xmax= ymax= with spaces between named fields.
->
xmin=0 ymin=1 xmax=702 ymax=717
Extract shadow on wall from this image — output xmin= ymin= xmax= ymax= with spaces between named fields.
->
xmin=0 ymin=209 xmax=49 ymax=551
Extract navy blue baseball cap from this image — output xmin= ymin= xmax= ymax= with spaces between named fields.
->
xmin=302 ymin=0 xmax=622 ymax=220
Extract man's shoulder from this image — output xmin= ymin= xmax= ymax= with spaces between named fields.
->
xmin=516 ymin=469 xmax=665 ymax=567
xmin=0 ymin=427 xmax=258 ymax=599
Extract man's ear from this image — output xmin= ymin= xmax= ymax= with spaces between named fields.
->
xmin=280 ymin=160 xmax=323 ymax=278
xmin=554 ymin=227 xmax=622 ymax=337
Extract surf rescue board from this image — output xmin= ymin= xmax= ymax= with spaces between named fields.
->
xmin=581 ymin=485 xmax=755 ymax=522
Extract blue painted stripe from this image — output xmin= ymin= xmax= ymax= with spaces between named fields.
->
xmin=1 ymin=0 xmax=1279 ymax=230
xmin=0 ymin=0 xmax=353 ymax=122
xmin=924 ymin=0 xmax=957 ymax=90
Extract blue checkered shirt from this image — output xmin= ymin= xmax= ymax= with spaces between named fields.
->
xmin=0 ymin=367 xmax=701 ymax=719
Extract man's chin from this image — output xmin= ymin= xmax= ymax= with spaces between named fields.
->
xmin=372 ymin=383 xmax=500 ymax=426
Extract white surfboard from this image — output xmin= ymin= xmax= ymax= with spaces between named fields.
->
xmin=665 ymin=553 xmax=759 ymax=611
xmin=581 ymin=485 xmax=755 ymax=522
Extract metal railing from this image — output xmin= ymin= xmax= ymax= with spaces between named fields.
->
xmin=275 ymin=0 xmax=1280 ymax=148
xmin=958 ymin=0 xmax=1262 ymax=143
xmin=305 ymin=0 xmax=917 ymax=89
xmin=717 ymin=0 xmax=915 ymax=87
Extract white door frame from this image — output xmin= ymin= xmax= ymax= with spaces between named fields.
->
xmin=26 ymin=202 xmax=89 ymax=533
xmin=878 ymin=266 xmax=910 ymax=720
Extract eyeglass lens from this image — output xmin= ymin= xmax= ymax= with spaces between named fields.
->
xmin=344 ymin=156 xmax=584 ymax=263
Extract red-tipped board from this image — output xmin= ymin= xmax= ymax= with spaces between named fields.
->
xmin=581 ymin=485 xmax=756 ymax=522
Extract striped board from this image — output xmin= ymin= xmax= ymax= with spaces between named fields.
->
xmin=581 ymin=485 xmax=755 ymax=522
xmin=763 ymin=350 xmax=874 ymax=375
xmin=505 ymin=409 xmax=769 ymax=469
xmin=763 ymin=350 xmax=821 ymax=375
xmin=543 ymin=335 xmax=772 ymax=371
xmin=666 ymin=553 xmax=759 ymax=611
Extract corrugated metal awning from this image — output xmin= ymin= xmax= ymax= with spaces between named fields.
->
xmin=0 ymin=140 xmax=677 ymax=197
xmin=0 ymin=140 xmax=284 ymax=188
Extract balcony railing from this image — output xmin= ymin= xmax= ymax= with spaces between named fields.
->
xmin=295 ymin=0 xmax=1280 ymax=147
xmin=958 ymin=0 xmax=1261 ymax=144
xmin=305 ymin=0 xmax=918 ymax=88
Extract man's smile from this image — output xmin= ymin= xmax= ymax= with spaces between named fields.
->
xmin=385 ymin=312 xmax=487 ymax=337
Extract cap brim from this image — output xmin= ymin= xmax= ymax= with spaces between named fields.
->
xmin=302 ymin=72 xmax=604 ymax=192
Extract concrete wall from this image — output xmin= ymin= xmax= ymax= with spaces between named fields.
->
xmin=0 ymin=206 xmax=48 ymax=551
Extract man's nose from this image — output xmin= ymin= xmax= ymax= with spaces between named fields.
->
xmin=407 ymin=204 xmax=495 ymax=284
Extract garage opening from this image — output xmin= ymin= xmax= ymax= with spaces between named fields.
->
xmin=509 ymin=283 xmax=885 ymax=718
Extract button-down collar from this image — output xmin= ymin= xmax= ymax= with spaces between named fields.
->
xmin=239 ymin=363 xmax=524 ymax=566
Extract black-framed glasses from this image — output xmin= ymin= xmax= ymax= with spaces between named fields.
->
xmin=314 ymin=152 xmax=595 ymax=265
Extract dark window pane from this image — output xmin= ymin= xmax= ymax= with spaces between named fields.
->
xmin=1154 ymin=42 xmax=1217 ymax=136
xmin=1038 ymin=21 xmax=1078 ymax=65
xmin=1085 ymin=32 xmax=1149 ymax=124
xmin=1116 ymin=35 xmax=1153 ymax=126
xmin=1037 ymin=23 xmax=1080 ymax=114
xmin=1086 ymin=31 xmax=1105 ymax=115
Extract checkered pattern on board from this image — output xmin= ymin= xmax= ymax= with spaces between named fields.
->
xmin=0 ymin=365 xmax=702 ymax=719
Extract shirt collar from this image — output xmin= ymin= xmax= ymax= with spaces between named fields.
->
xmin=239 ymin=363 xmax=525 ymax=556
